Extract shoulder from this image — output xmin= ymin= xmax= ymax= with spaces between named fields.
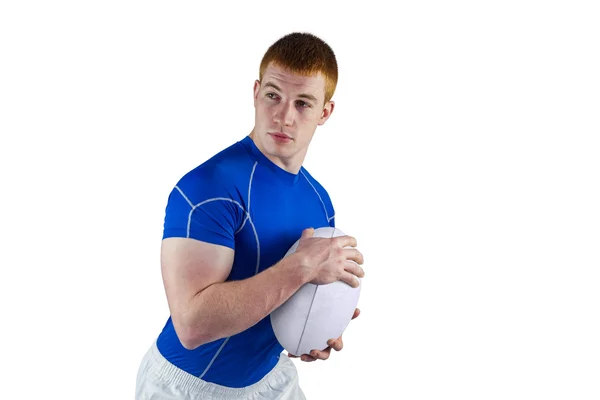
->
xmin=300 ymin=167 xmax=332 ymax=201
xmin=174 ymin=140 xmax=255 ymax=205
xmin=300 ymin=167 xmax=336 ymax=225
xmin=162 ymin=141 xmax=253 ymax=245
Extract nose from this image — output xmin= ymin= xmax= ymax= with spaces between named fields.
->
xmin=273 ymin=102 xmax=294 ymax=127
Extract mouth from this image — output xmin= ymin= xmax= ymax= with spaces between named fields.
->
xmin=269 ymin=132 xmax=292 ymax=139
xmin=269 ymin=132 xmax=293 ymax=143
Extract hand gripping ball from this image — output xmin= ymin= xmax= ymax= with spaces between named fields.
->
xmin=270 ymin=227 xmax=362 ymax=356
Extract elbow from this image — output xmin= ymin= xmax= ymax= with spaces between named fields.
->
xmin=179 ymin=332 xmax=201 ymax=351
xmin=173 ymin=318 xmax=208 ymax=350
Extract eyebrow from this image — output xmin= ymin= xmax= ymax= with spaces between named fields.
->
xmin=263 ymin=82 xmax=318 ymax=103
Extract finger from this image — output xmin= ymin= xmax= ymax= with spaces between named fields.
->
xmin=352 ymin=308 xmax=360 ymax=319
xmin=344 ymin=260 xmax=365 ymax=279
xmin=310 ymin=348 xmax=331 ymax=360
xmin=300 ymin=227 xmax=315 ymax=239
xmin=340 ymin=272 xmax=361 ymax=288
xmin=334 ymin=235 xmax=357 ymax=248
xmin=301 ymin=354 xmax=317 ymax=362
xmin=343 ymin=248 xmax=364 ymax=265
xmin=327 ymin=338 xmax=343 ymax=352
xmin=287 ymin=353 xmax=299 ymax=358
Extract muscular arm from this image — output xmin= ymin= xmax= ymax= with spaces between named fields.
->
xmin=161 ymin=237 xmax=311 ymax=350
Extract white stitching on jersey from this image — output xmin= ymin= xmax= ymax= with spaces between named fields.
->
xmin=199 ymin=336 xmax=230 ymax=379
xmin=183 ymin=197 xmax=247 ymax=239
xmin=300 ymin=170 xmax=330 ymax=222
xmin=248 ymin=161 xmax=257 ymax=211
xmin=235 ymin=162 xmax=257 ymax=235
xmin=175 ymin=185 xmax=194 ymax=208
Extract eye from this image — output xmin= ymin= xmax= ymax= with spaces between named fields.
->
xmin=296 ymin=100 xmax=311 ymax=108
xmin=266 ymin=92 xmax=280 ymax=101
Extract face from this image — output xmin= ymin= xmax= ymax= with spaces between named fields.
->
xmin=249 ymin=63 xmax=334 ymax=173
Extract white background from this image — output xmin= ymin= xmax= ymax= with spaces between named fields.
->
xmin=1 ymin=1 xmax=599 ymax=399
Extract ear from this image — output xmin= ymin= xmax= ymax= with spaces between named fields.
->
xmin=253 ymin=80 xmax=261 ymax=105
xmin=318 ymin=101 xmax=335 ymax=126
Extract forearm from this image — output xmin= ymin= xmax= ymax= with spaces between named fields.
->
xmin=180 ymin=253 xmax=311 ymax=348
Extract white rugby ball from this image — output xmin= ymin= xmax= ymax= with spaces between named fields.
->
xmin=270 ymin=227 xmax=362 ymax=356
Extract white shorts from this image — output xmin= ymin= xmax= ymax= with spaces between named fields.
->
xmin=135 ymin=341 xmax=306 ymax=400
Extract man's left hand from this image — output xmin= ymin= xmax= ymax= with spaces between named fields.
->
xmin=287 ymin=308 xmax=360 ymax=362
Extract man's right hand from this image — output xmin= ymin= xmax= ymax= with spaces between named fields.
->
xmin=294 ymin=227 xmax=365 ymax=288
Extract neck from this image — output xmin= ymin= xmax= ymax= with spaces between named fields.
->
xmin=248 ymin=130 xmax=305 ymax=175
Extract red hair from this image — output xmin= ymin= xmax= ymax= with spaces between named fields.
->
xmin=259 ymin=32 xmax=338 ymax=104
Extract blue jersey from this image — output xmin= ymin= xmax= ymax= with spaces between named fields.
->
xmin=155 ymin=135 xmax=335 ymax=388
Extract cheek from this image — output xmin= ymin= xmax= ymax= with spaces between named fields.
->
xmin=296 ymin=110 xmax=315 ymax=124
xmin=302 ymin=113 xmax=321 ymax=129
xmin=259 ymin=103 xmax=276 ymax=118
xmin=255 ymin=106 xmax=270 ymax=122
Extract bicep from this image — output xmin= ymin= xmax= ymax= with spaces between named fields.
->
xmin=159 ymin=176 xmax=243 ymax=321
xmin=161 ymin=237 xmax=234 ymax=322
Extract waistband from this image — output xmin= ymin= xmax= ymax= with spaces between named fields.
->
xmin=145 ymin=341 xmax=296 ymax=397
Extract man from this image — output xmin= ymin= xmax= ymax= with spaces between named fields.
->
xmin=135 ymin=32 xmax=365 ymax=400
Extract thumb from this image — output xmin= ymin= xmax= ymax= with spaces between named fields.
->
xmin=300 ymin=227 xmax=315 ymax=239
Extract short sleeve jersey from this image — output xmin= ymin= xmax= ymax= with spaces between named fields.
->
xmin=155 ymin=135 xmax=335 ymax=388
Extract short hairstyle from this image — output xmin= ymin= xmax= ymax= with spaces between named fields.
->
xmin=259 ymin=32 xmax=338 ymax=104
